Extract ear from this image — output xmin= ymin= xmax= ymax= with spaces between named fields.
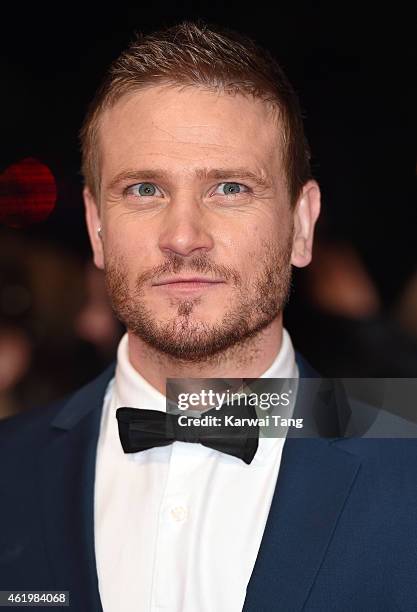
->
xmin=291 ymin=179 xmax=321 ymax=268
xmin=83 ymin=186 xmax=104 ymax=270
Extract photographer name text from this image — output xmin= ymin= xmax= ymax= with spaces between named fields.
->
xmin=177 ymin=415 xmax=303 ymax=428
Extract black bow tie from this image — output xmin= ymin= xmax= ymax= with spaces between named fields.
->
xmin=116 ymin=401 xmax=259 ymax=465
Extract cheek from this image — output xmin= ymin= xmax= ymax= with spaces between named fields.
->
xmin=232 ymin=231 xmax=265 ymax=277
xmin=238 ymin=223 xmax=275 ymax=254
xmin=228 ymin=224 xmax=265 ymax=258
xmin=104 ymin=237 xmax=137 ymax=280
xmin=107 ymin=228 xmax=149 ymax=262
xmin=243 ymin=224 xmax=291 ymax=265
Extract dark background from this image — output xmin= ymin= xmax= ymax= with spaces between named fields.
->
xmin=1 ymin=2 xmax=416 ymax=411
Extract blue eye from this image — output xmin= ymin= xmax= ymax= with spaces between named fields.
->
xmin=215 ymin=182 xmax=248 ymax=195
xmin=127 ymin=183 xmax=162 ymax=197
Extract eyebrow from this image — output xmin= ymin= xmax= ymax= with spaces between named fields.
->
xmin=106 ymin=167 xmax=272 ymax=191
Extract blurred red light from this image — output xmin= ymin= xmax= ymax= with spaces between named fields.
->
xmin=0 ymin=157 xmax=57 ymax=228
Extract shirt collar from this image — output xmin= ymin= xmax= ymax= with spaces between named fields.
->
xmin=115 ymin=333 xmax=168 ymax=413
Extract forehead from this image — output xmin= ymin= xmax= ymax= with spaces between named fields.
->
xmin=98 ymin=85 xmax=283 ymax=182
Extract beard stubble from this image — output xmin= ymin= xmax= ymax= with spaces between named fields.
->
xmin=104 ymin=233 xmax=293 ymax=364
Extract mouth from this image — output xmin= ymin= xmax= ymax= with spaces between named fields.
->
xmin=152 ymin=277 xmax=225 ymax=293
xmin=153 ymin=276 xmax=224 ymax=285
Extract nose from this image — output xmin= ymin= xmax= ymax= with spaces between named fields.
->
xmin=158 ymin=194 xmax=215 ymax=257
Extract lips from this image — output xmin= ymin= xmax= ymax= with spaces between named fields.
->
xmin=153 ymin=277 xmax=224 ymax=286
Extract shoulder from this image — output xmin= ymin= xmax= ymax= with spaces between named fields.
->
xmin=333 ymin=436 xmax=417 ymax=465
xmin=295 ymin=351 xmax=417 ymax=466
xmin=0 ymin=362 xmax=116 ymax=454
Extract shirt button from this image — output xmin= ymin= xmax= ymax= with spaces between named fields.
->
xmin=170 ymin=505 xmax=187 ymax=522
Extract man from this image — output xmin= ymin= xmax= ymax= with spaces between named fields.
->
xmin=1 ymin=21 xmax=417 ymax=612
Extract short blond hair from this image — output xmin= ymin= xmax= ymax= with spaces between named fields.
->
xmin=79 ymin=21 xmax=312 ymax=205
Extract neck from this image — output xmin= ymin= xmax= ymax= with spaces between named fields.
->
xmin=127 ymin=315 xmax=284 ymax=396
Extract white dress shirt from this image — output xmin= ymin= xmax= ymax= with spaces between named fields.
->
xmin=94 ymin=329 xmax=298 ymax=612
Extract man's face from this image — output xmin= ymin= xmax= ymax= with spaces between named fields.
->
xmin=85 ymin=85 xmax=318 ymax=361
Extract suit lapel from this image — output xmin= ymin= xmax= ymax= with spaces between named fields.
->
xmin=243 ymin=354 xmax=362 ymax=611
xmin=38 ymin=365 xmax=115 ymax=612
xmin=243 ymin=438 xmax=361 ymax=611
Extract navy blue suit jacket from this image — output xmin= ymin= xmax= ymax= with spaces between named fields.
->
xmin=0 ymin=354 xmax=416 ymax=611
